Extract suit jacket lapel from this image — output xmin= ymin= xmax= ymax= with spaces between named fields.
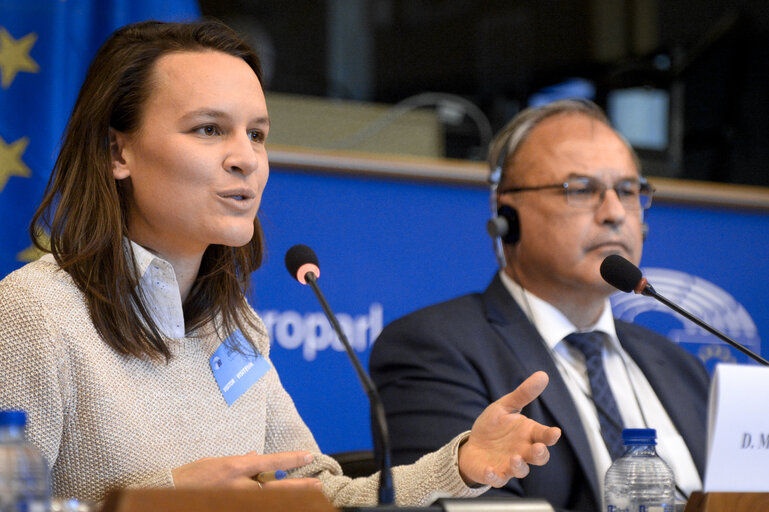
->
xmin=482 ymin=275 xmax=602 ymax=503
xmin=619 ymin=325 xmax=706 ymax=475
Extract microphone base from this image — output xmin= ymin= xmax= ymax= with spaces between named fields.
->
xmin=342 ymin=507 xmax=440 ymax=511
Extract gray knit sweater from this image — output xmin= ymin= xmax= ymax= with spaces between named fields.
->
xmin=0 ymin=256 xmax=486 ymax=506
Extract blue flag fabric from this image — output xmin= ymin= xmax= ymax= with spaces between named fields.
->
xmin=0 ymin=0 xmax=200 ymax=278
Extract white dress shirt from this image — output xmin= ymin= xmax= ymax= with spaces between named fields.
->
xmin=129 ymin=240 xmax=186 ymax=338
xmin=499 ymin=271 xmax=702 ymax=498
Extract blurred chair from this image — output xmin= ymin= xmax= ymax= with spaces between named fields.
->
xmin=330 ymin=450 xmax=378 ymax=479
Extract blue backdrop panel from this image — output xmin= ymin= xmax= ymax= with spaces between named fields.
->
xmin=253 ymin=167 xmax=496 ymax=454
xmin=255 ymin=165 xmax=769 ymax=455
xmin=622 ymin=202 xmax=768 ymax=370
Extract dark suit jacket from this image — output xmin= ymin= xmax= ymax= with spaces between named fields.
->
xmin=370 ymin=274 xmax=709 ymax=512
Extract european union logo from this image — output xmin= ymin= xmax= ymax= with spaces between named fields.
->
xmin=0 ymin=0 xmax=199 ymax=279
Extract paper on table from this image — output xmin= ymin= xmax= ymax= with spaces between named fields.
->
xmin=703 ymin=363 xmax=769 ymax=492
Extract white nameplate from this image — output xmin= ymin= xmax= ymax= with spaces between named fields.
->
xmin=703 ymin=363 xmax=769 ymax=492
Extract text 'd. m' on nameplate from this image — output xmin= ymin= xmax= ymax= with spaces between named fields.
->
xmin=704 ymin=363 xmax=769 ymax=492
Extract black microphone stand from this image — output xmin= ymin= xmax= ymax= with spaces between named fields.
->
xmin=638 ymin=281 xmax=769 ymax=366
xmin=303 ymin=272 xmax=395 ymax=504
xmin=287 ymin=247 xmax=555 ymax=511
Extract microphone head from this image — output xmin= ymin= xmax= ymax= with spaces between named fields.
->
xmin=285 ymin=244 xmax=320 ymax=285
xmin=600 ymin=254 xmax=643 ymax=293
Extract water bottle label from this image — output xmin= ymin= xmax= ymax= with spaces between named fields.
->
xmin=608 ymin=505 xmax=672 ymax=512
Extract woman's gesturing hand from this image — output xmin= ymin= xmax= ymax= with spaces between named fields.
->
xmin=457 ymin=371 xmax=562 ymax=487
xmin=171 ymin=450 xmax=322 ymax=491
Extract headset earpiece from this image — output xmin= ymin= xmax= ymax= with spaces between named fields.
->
xmin=488 ymin=139 xmax=518 ymax=267
xmin=497 ymin=205 xmax=520 ymax=245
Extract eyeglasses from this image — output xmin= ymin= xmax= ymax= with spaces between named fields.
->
xmin=499 ymin=176 xmax=654 ymax=210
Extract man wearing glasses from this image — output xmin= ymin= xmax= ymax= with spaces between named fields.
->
xmin=370 ymin=100 xmax=708 ymax=512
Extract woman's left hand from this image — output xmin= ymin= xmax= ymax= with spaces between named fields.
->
xmin=457 ymin=371 xmax=561 ymax=487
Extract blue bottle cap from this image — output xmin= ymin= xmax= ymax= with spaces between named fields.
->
xmin=622 ymin=428 xmax=656 ymax=445
xmin=0 ymin=410 xmax=27 ymax=427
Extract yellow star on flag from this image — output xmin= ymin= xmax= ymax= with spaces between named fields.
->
xmin=0 ymin=27 xmax=39 ymax=89
xmin=17 ymin=228 xmax=49 ymax=263
xmin=0 ymin=135 xmax=31 ymax=192
xmin=17 ymin=239 xmax=48 ymax=262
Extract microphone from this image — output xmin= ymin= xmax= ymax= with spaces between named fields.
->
xmin=285 ymin=245 xmax=395 ymax=504
xmin=601 ymin=254 xmax=769 ymax=366
xmin=600 ymin=255 xmax=645 ymax=294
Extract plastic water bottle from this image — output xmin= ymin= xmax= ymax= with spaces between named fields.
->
xmin=604 ymin=428 xmax=675 ymax=512
xmin=0 ymin=410 xmax=50 ymax=512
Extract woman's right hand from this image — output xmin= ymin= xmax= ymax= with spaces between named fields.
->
xmin=171 ymin=450 xmax=321 ymax=491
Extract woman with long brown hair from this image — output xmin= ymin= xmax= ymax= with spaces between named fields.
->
xmin=0 ymin=19 xmax=559 ymax=506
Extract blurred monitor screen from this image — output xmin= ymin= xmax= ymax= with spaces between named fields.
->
xmin=607 ymin=87 xmax=669 ymax=151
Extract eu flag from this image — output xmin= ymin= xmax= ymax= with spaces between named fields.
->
xmin=0 ymin=0 xmax=200 ymax=278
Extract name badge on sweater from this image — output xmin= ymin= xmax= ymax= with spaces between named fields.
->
xmin=210 ymin=330 xmax=270 ymax=406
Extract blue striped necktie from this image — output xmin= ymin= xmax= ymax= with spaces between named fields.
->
xmin=565 ymin=331 xmax=626 ymax=460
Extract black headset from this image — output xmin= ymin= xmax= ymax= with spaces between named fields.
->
xmin=486 ymin=142 xmax=520 ymax=268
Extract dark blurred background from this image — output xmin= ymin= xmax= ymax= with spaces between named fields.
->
xmin=199 ymin=0 xmax=769 ymax=186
